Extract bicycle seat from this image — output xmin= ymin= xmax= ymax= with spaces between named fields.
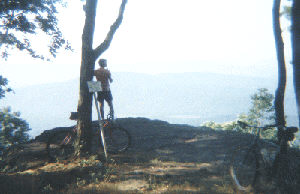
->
xmin=285 ymin=127 xmax=298 ymax=141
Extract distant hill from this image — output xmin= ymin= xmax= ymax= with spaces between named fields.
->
xmin=0 ymin=72 xmax=298 ymax=137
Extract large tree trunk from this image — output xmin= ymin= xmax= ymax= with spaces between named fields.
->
xmin=273 ymin=0 xmax=286 ymax=143
xmin=76 ymin=0 xmax=98 ymax=154
xmin=292 ymin=0 xmax=300 ymax=127
xmin=76 ymin=0 xmax=128 ymax=155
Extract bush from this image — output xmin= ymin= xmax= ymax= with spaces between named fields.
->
xmin=0 ymin=107 xmax=31 ymax=147
xmin=202 ymin=88 xmax=277 ymax=140
xmin=0 ymin=76 xmax=12 ymax=99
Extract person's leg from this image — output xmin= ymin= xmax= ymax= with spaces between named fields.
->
xmin=107 ymin=100 xmax=114 ymax=118
xmin=99 ymin=101 xmax=105 ymax=120
xmin=97 ymin=92 xmax=105 ymax=120
xmin=105 ymin=91 xmax=114 ymax=119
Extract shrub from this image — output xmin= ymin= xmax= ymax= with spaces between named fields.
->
xmin=0 ymin=107 xmax=31 ymax=147
xmin=202 ymin=88 xmax=277 ymax=140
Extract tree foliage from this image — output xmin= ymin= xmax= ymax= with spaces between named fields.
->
xmin=246 ymin=88 xmax=276 ymax=139
xmin=0 ymin=0 xmax=71 ymax=59
xmin=281 ymin=5 xmax=292 ymax=19
xmin=0 ymin=0 xmax=72 ymax=152
xmin=247 ymin=88 xmax=275 ymax=126
xmin=203 ymin=88 xmax=277 ymax=140
xmin=0 ymin=107 xmax=31 ymax=147
xmin=0 ymin=76 xmax=12 ymax=99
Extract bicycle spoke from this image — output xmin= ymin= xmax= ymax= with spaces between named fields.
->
xmin=104 ymin=125 xmax=131 ymax=154
xmin=46 ymin=131 xmax=75 ymax=161
xmin=230 ymin=147 xmax=258 ymax=191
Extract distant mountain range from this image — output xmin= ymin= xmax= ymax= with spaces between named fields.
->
xmin=0 ymin=72 xmax=298 ymax=137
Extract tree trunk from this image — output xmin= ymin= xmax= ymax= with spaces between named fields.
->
xmin=76 ymin=0 xmax=98 ymax=155
xmin=292 ymin=0 xmax=300 ymax=127
xmin=75 ymin=0 xmax=128 ymax=155
xmin=273 ymin=0 xmax=286 ymax=143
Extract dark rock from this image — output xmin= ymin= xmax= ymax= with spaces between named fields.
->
xmin=35 ymin=126 xmax=74 ymax=142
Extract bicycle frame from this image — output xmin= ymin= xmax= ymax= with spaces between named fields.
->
xmin=235 ymin=121 xmax=298 ymax=191
xmin=60 ymin=127 xmax=77 ymax=146
xmin=46 ymin=112 xmax=127 ymax=161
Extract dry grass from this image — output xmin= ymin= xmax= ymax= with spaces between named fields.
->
xmin=1 ymin=118 xmax=299 ymax=194
xmin=0 ymin=154 xmax=238 ymax=194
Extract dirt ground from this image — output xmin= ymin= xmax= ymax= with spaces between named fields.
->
xmin=0 ymin=118 xmax=299 ymax=193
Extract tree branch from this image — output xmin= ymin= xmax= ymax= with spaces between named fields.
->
xmin=93 ymin=0 xmax=128 ymax=58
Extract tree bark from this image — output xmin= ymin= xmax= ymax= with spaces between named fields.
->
xmin=76 ymin=0 xmax=98 ymax=154
xmin=273 ymin=0 xmax=286 ymax=142
xmin=76 ymin=0 xmax=128 ymax=155
xmin=292 ymin=0 xmax=300 ymax=127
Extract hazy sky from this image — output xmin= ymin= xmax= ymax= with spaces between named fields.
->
xmin=1 ymin=0 xmax=299 ymax=134
xmin=1 ymin=0 xmax=293 ymax=87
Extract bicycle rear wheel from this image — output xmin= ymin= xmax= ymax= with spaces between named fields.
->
xmin=230 ymin=146 xmax=260 ymax=191
xmin=103 ymin=124 xmax=131 ymax=154
xmin=46 ymin=130 xmax=75 ymax=161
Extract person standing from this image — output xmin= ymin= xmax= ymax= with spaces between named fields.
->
xmin=94 ymin=59 xmax=114 ymax=120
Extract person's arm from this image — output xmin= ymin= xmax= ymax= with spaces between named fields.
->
xmin=94 ymin=70 xmax=100 ymax=81
xmin=108 ymin=70 xmax=113 ymax=83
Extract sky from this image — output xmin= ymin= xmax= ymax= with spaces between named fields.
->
xmin=0 ymin=0 xmax=294 ymax=88
xmin=1 ymin=0 xmax=299 ymax=134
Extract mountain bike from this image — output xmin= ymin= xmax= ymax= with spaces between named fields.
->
xmin=228 ymin=121 xmax=298 ymax=193
xmin=46 ymin=113 xmax=131 ymax=161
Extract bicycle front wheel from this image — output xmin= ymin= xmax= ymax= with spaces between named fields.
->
xmin=46 ymin=130 xmax=75 ymax=161
xmin=230 ymin=146 xmax=260 ymax=191
xmin=104 ymin=125 xmax=131 ymax=154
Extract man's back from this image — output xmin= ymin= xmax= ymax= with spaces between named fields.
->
xmin=94 ymin=67 xmax=111 ymax=91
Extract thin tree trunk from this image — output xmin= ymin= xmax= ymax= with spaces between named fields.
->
xmin=76 ymin=0 xmax=128 ymax=155
xmin=292 ymin=0 xmax=300 ymax=127
xmin=273 ymin=0 xmax=286 ymax=143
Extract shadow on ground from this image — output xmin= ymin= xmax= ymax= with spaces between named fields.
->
xmin=0 ymin=117 xmax=299 ymax=194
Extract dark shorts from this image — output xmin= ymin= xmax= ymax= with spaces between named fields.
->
xmin=97 ymin=91 xmax=113 ymax=103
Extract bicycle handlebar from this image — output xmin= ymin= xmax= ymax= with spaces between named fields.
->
xmin=237 ymin=121 xmax=298 ymax=136
xmin=237 ymin=121 xmax=277 ymax=129
xmin=237 ymin=121 xmax=299 ymax=143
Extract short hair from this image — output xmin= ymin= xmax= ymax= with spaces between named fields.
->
xmin=98 ymin=59 xmax=107 ymax=67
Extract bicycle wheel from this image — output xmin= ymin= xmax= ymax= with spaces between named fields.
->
xmin=46 ymin=130 xmax=75 ymax=161
xmin=103 ymin=124 xmax=131 ymax=154
xmin=230 ymin=146 xmax=260 ymax=191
